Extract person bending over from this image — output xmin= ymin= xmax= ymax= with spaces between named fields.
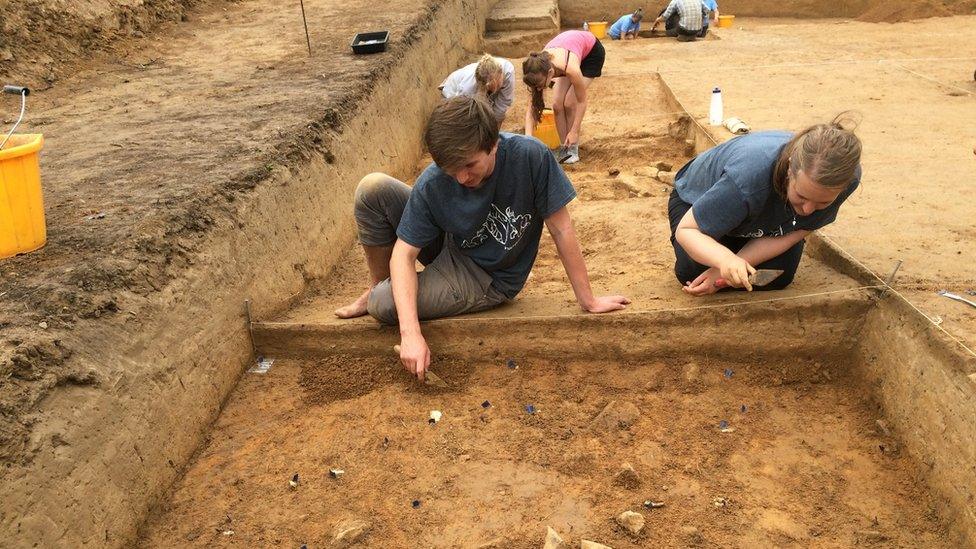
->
xmin=336 ymin=96 xmax=630 ymax=379
xmin=669 ymin=114 xmax=862 ymax=295
xmin=522 ymin=30 xmax=606 ymax=164
xmin=608 ymin=9 xmax=644 ymax=40
xmin=439 ymin=53 xmax=516 ymax=123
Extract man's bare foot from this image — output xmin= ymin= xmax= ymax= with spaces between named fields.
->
xmin=335 ymin=289 xmax=371 ymax=319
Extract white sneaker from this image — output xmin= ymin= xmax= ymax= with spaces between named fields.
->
xmin=554 ymin=145 xmax=567 ymax=161
xmin=562 ymin=144 xmax=580 ymax=164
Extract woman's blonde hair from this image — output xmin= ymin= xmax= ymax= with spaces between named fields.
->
xmin=522 ymin=51 xmax=553 ymax=123
xmin=474 ymin=54 xmax=503 ymax=96
xmin=772 ymin=112 xmax=862 ymax=196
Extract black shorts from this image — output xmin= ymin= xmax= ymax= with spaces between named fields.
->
xmin=580 ymin=39 xmax=605 ymax=78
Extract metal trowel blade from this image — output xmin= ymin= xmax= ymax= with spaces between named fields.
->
xmin=424 ymin=371 xmax=449 ymax=388
xmin=750 ymin=269 xmax=785 ymax=286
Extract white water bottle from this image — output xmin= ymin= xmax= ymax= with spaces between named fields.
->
xmin=583 ymin=21 xmax=589 ymax=31
xmin=709 ymin=87 xmax=723 ymax=126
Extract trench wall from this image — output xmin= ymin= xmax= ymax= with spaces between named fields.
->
xmin=0 ymin=0 xmax=492 ymax=546
xmin=255 ymin=295 xmax=871 ymax=362
xmin=556 ymin=0 xmax=868 ymax=27
xmin=555 ymin=0 xmax=960 ymax=27
xmin=858 ymin=299 xmax=976 ymax=547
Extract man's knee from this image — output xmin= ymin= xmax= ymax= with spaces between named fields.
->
xmin=355 ymin=172 xmax=397 ymax=206
xmin=674 ymin=262 xmax=703 ymax=285
xmin=366 ymin=280 xmax=398 ymax=325
xmin=552 ymin=101 xmax=566 ymax=116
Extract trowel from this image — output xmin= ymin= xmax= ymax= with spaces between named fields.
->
xmin=392 ymin=344 xmax=449 ymax=388
xmin=714 ymin=269 xmax=784 ymax=289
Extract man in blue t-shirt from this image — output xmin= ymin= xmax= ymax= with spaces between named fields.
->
xmin=335 ymin=96 xmax=630 ymax=380
xmin=608 ymin=10 xmax=644 ymax=40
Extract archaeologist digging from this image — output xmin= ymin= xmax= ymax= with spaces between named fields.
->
xmin=651 ymin=0 xmax=707 ymax=41
xmin=608 ymin=9 xmax=645 ymax=40
xmin=522 ymin=29 xmax=606 ymax=164
xmin=439 ymin=53 xmax=516 ymax=123
xmin=669 ymin=114 xmax=863 ymax=295
xmin=335 ymin=96 xmax=630 ymax=379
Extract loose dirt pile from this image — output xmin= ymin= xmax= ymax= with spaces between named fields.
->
xmin=0 ymin=0 xmax=205 ymax=85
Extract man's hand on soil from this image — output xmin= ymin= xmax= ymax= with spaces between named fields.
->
xmin=582 ymin=295 xmax=631 ymax=313
xmin=398 ymin=333 xmax=430 ymax=381
xmin=683 ymin=267 xmax=721 ymax=297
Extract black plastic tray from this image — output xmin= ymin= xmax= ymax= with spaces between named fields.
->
xmin=351 ymin=31 xmax=389 ymax=54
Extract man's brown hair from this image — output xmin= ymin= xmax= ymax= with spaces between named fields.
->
xmin=424 ymin=96 xmax=500 ymax=170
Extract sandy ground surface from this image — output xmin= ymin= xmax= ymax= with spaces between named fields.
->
xmin=632 ymin=17 xmax=976 ymax=351
xmin=140 ymin=354 xmax=952 ymax=547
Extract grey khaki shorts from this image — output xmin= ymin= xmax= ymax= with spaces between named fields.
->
xmin=354 ymin=173 xmax=509 ymax=325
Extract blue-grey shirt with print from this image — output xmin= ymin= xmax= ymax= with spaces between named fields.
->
xmin=397 ymin=133 xmax=577 ymax=298
xmin=673 ymin=131 xmax=860 ymax=239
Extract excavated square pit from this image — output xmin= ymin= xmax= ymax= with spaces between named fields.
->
xmin=139 ymin=304 xmax=957 ymax=547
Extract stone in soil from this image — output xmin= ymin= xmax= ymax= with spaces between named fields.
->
xmin=581 ymin=541 xmax=613 ymax=549
xmin=590 ymin=400 xmax=641 ymax=431
xmin=542 ymin=525 xmax=566 ymax=549
xmin=613 ymin=463 xmax=641 ymax=489
xmin=616 ymin=510 xmax=645 ymax=535
xmin=332 ymin=518 xmax=371 ymax=547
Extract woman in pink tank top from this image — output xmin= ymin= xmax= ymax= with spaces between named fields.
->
xmin=522 ymin=30 xmax=606 ymax=164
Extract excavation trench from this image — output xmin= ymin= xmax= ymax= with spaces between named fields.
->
xmin=5 ymin=0 xmax=973 ymax=546
xmin=138 ymin=62 xmax=974 ymax=547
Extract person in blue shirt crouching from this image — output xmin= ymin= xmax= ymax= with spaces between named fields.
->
xmin=335 ymin=96 xmax=631 ymax=380
xmin=699 ymin=0 xmax=718 ymax=37
xmin=669 ymin=114 xmax=863 ymax=295
xmin=608 ymin=9 xmax=644 ymax=40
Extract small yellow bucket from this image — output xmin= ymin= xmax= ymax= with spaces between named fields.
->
xmin=534 ymin=109 xmax=561 ymax=149
xmin=717 ymin=15 xmax=735 ymax=28
xmin=587 ymin=21 xmax=608 ymax=39
xmin=0 ymin=134 xmax=46 ymax=259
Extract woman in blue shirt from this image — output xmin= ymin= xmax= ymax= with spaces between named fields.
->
xmin=608 ymin=9 xmax=644 ymax=40
xmin=669 ymin=115 xmax=862 ymax=295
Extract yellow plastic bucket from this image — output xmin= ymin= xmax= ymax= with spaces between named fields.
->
xmin=0 ymin=134 xmax=46 ymax=259
xmin=534 ymin=109 xmax=561 ymax=149
xmin=717 ymin=15 xmax=735 ymax=28
xmin=587 ymin=21 xmax=608 ymax=39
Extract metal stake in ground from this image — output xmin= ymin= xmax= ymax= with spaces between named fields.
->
xmin=298 ymin=0 xmax=312 ymax=56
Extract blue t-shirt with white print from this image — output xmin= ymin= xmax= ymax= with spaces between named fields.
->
xmin=397 ymin=133 xmax=577 ymax=298
xmin=673 ymin=131 xmax=860 ymax=240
